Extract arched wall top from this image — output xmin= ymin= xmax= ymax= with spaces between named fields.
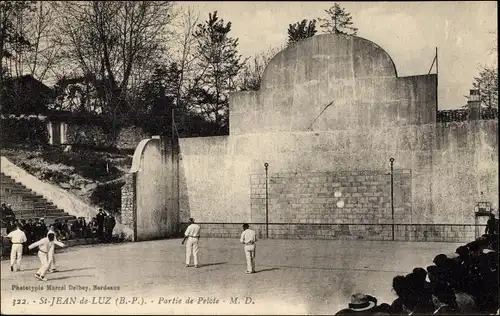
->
xmin=129 ymin=138 xmax=160 ymax=173
xmin=260 ymin=34 xmax=398 ymax=89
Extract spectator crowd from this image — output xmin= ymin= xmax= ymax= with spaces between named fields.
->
xmin=2 ymin=203 xmax=117 ymax=256
xmin=336 ymin=213 xmax=499 ymax=315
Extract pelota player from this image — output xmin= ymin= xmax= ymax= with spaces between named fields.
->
xmin=28 ymin=232 xmax=65 ymax=281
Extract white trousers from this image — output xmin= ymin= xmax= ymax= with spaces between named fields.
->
xmin=10 ymin=244 xmax=23 ymax=270
xmin=244 ymin=244 xmax=256 ymax=272
xmin=36 ymin=251 xmax=51 ymax=277
xmin=48 ymin=252 xmax=57 ymax=270
xmin=185 ymin=237 xmax=199 ymax=265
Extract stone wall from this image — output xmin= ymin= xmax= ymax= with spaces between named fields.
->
xmin=127 ymin=34 xmax=498 ymax=242
xmin=174 ymin=119 xmax=497 ymax=242
xmin=230 ymin=35 xmax=437 ymax=136
xmin=120 ymin=174 xmax=135 ymax=241
xmin=121 ymin=138 xmax=179 ymax=241
xmin=183 ymin=223 xmax=480 ymax=243
xmin=250 ymin=170 xmax=411 ymax=225
xmin=64 ymin=123 xmax=148 ymax=150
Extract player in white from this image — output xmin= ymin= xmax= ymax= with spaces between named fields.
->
xmin=240 ymin=223 xmax=257 ymax=274
xmin=181 ymin=218 xmax=200 ymax=268
xmin=47 ymin=225 xmax=59 ymax=272
xmin=6 ymin=223 xmax=27 ymax=272
xmin=28 ymin=232 xmax=65 ymax=281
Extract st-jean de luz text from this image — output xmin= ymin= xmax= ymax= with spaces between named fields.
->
xmin=11 ymin=285 xmax=120 ymax=293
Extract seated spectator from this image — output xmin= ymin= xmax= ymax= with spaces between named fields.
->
xmin=405 ymin=272 xmax=435 ymax=314
xmin=48 ymin=224 xmax=61 ymax=239
xmin=390 ymin=275 xmax=408 ymax=314
xmin=88 ymin=218 xmax=98 ymax=238
xmin=71 ymin=219 xmax=82 ymax=238
xmin=35 ymin=218 xmax=48 ymax=240
xmin=486 ymin=213 xmax=499 ymax=235
xmin=6 ymin=219 xmax=15 ymax=234
xmin=426 ymin=265 xmax=445 ymax=285
xmin=454 ymin=288 xmax=478 ymax=314
xmin=433 ymin=254 xmax=460 ymax=287
xmin=412 ymin=267 xmax=432 ymax=291
xmin=60 ymin=219 xmax=71 ymax=240
xmin=53 ymin=219 xmax=62 ymax=234
xmin=431 ymin=281 xmax=458 ymax=314
xmin=335 ymin=293 xmax=389 ymax=315
xmin=1 ymin=203 xmax=16 ymax=222
xmin=25 ymin=218 xmax=34 ymax=242
xmin=104 ymin=213 xmax=116 ymax=243
xmin=79 ymin=217 xmax=88 ymax=238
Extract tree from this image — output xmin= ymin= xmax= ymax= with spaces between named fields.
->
xmin=191 ymin=11 xmax=245 ymax=134
xmin=52 ymin=74 xmax=103 ymax=114
xmin=0 ymin=1 xmax=35 ymax=109
xmin=318 ymin=3 xmax=358 ymax=35
xmin=137 ymin=61 xmax=181 ymax=134
xmin=238 ymin=46 xmax=281 ymax=91
xmin=171 ymin=6 xmax=200 ymax=110
xmin=471 ymin=31 xmax=498 ymax=109
xmin=54 ymin=1 xmax=176 ymax=140
xmin=287 ymin=19 xmax=317 ymax=46
xmin=473 ymin=66 xmax=498 ymax=109
xmin=7 ymin=1 xmax=61 ymax=81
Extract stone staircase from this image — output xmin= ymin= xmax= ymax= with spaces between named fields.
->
xmin=0 ymin=172 xmax=76 ymax=225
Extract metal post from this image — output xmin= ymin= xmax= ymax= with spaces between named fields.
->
xmin=264 ymin=162 xmax=269 ymax=239
xmin=171 ymin=107 xmax=175 ymax=223
xmin=390 ymin=158 xmax=395 ymax=241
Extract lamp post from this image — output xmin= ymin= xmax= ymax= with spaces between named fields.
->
xmin=390 ymin=158 xmax=395 ymax=241
xmin=264 ymin=162 xmax=269 ymax=239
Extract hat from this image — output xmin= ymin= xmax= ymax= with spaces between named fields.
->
xmin=348 ymin=293 xmax=377 ymax=311
xmin=40 ymin=217 xmax=45 ymax=220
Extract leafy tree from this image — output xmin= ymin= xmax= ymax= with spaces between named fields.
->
xmin=191 ymin=11 xmax=245 ymax=135
xmin=53 ymin=1 xmax=176 ymax=141
xmin=0 ymin=1 xmax=35 ymax=108
xmin=470 ymin=31 xmax=498 ymax=109
xmin=473 ymin=66 xmax=498 ymax=109
xmin=318 ymin=3 xmax=358 ymax=35
xmin=52 ymin=73 xmax=103 ymax=114
xmin=287 ymin=19 xmax=317 ymax=46
xmin=6 ymin=1 xmax=61 ymax=81
xmin=238 ymin=46 xmax=281 ymax=91
xmin=137 ymin=62 xmax=181 ymax=134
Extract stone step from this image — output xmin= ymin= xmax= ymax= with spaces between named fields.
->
xmin=33 ymin=205 xmax=58 ymax=210
xmin=1 ymin=172 xmax=78 ymax=228
xmin=16 ymin=215 xmax=76 ymax=223
xmin=2 ymin=188 xmax=35 ymax=195
xmin=15 ymin=208 xmax=67 ymax=214
xmin=21 ymin=195 xmax=45 ymax=200
xmin=33 ymin=202 xmax=57 ymax=208
xmin=1 ymin=184 xmax=31 ymax=190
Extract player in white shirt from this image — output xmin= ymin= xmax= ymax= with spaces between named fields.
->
xmin=6 ymin=223 xmax=27 ymax=272
xmin=47 ymin=226 xmax=59 ymax=273
xmin=28 ymin=232 xmax=65 ymax=281
xmin=181 ymin=218 xmax=200 ymax=268
xmin=240 ymin=223 xmax=257 ymax=274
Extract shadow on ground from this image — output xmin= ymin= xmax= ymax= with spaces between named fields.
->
xmin=198 ymin=262 xmax=227 ymax=268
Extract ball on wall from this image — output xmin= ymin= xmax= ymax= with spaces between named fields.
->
xmin=334 ymin=191 xmax=342 ymax=198
xmin=336 ymin=200 xmax=345 ymax=208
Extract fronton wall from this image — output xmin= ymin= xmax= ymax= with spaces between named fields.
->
xmin=177 ymin=120 xmax=498 ymax=242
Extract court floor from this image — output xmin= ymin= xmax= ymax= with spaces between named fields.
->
xmin=1 ymin=238 xmax=462 ymax=315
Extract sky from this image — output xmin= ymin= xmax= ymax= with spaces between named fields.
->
xmin=178 ymin=1 xmax=497 ymax=110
